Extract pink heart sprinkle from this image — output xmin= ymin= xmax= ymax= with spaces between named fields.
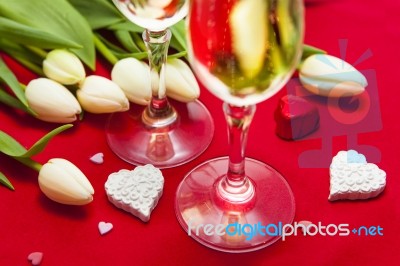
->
xmin=98 ymin=221 xmax=113 ymax=235
xmin=90 ymin=153 xmax=104 ymax=164
xmin=28 ymin=252 xmax=43 ymax=266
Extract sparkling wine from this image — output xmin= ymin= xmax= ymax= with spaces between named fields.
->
xmin=188 ymin=0 xmax=303 ymax=106
xmin=113 ymin=0 xmax=188 ymax=31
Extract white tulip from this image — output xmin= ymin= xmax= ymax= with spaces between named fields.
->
xmin=165 ymin=58 xmax=200 ymax=102
xmin=25 ymin=78 xmax=81 ymax=123
xmin=111 ymin=58 xmax=151 ymax=105
xmin=43 ymin=49 xmax=86 ymax=85
xmin=77 ymin=75 xmax=129 ymax=114
xmin=299 ymin=54 xmax=368 ymax=97
xmin=229 ymin=0 xmax=268 ymax=78
xmin=38 ymin=158 xmax=94 ymax=205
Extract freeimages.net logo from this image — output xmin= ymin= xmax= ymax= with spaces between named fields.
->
xmin=188 ymin=220 xmax=383 ymax=241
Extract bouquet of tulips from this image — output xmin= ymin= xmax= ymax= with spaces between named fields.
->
xmin=0 ymin=0 xmax=199 ymax=198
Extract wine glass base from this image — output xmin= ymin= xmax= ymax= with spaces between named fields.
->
xmin=106 ymin=99 xmax=214 ymax=168
xmin=175 ymin=157 xmax=295 ymax=253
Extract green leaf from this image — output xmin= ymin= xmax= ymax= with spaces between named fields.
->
xmin=168 ymin=51 xmax=187 ymax=59
xmin=170 ymin=20 xmax=187 ymax=52
xmin=96 ymin=33 xmax=129 ymax=54
xmin=114 ymin=51 xmax=148 ymax=60
xmin=115 ymin=30 xmax=141 ymax=53
xmin=94 ymin=33 xmax=147 ymax=63
xmin=0 ymin=131 xmax=27 ymax=157
xmin=68 ymin=0 xmax=125 ymax=30
xmin=0 ymin=172 xmax=14 ymax=191
xmin=0 ymin=39 xmax=44 ymax=75
xmin=0 ymin=57 xmax=28 ymax=107
xmin=22 ymin=124 xmax=73 ymax=158
xmin=0 ymin=88 xmax=31 ymax=112
xmin=93 ymin=33 xmax=119 ymax=65
xmin=0 ymin=124 xmax=73 ymax=158
xmin=0 ymin=0 xmax=96 ymax=69
xmin=107 ymin=21 xmax=143 ymax=32
xmin=0 ymin=16 xmax=81 ymax=49
xmin=301 ymin=44 xmax=327 ymax=61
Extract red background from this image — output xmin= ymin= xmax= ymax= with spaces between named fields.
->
xmin=1 ymin=0 xmax=399 ymax=265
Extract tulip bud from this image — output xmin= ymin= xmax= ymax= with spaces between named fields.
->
xmin=165 ymin=58 xmax=200 ymax=102
xmin=43 ymin=49 xmax=86 ymax=85
xmin=299 ymin=54 xmax=367 ymax=97
xmin=25 ymin=78 xmax=81 ymax=123
xmin=111 ymin=58 xmax=152 ymax=105
xmin=38 ymin=158 xmax=94 ymax=205
xmin=77 ymin=75 xmax=129 ymax=114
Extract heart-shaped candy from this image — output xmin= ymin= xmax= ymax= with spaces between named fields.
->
xmin=274 ymin=95 xmax=320 ymax=140
xmin=28 ymin=252 xmax=43 ymax=265
xmin=329 ymin=150 xmax=386 ymax=201
xmin=98 ymin=221 xmax=113 ymax=235
xmin=105 ymin=164 xmax=164 ymax=222
xmin=90 ymin=152 xmax=104 ymax=164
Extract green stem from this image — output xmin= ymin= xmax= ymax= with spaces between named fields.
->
xmin=132 ymin=32 xmax=147 ymax=52
xmin=13 ymin=56 xmax=44 ymax=76
xmin=19 ymin=83 xmax=26 ymax=91
xmin=25 ymin=46 xmax=48 ymax=59
xmin=14 ymin=157 xmax=42 ymax=172
xmin=0 ymin=87 xmax=36 ymax=115
xmin=299 ymin=44 xmax=327 ymax=68
xmin=93 ymin=33 xmax=118 ymax=65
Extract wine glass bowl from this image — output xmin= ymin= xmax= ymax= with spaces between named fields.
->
xmin=188 ymin=0 xmax=303 ymax=106
xmin=107 ymin=0 xmax=214 ymax=168
xmin=175 ymin=0 xmax=304 ymax=252
xmin=113 ymin=0 xmax=188 ymax=31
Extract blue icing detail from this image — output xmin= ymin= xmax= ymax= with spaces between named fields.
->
xmin=347 ymin=150 xmax=367 ymax=163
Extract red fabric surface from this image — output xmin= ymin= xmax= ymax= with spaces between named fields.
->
xmin=1 ymin=0 xmax=399 ymax=265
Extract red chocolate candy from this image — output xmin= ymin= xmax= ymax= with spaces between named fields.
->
xmin=274 ymin=95 xmax=320 ymax=140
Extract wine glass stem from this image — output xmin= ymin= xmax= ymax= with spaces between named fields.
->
xmin=217 ymin=103 xmax=256 ymax=203
xmin=142 ymin=29 xmax=177 ymax=128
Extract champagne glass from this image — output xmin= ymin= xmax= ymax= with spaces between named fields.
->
xmin=107 ymin=0 xmax=214 ymax=168
xmin=175 ymin=0 xmax=304 ymax=252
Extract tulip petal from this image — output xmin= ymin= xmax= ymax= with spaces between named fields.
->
xmin=111 ymin=58 xmax=152 ymax=105
xmin=166 ymin=58 xmax=199 ymax=102
xmin=39 ymin=158 xmax=94 ymax=205
xmin=43 ymin=49 xmax=86 ymax=85
xmin=300 ymin=75 xmax=365 ymax=97
xmin=25 ymin=78 xmax=81 ymax=123
xmin=50 ymin=158 xmax=94 ymax=194
xmin=229 ymin=0 xmax=268 ymax=78
xmin=77 ymin=90 xmax=129 ymax=113
xmin=77 ymin=75 xmax=129 ymax=113
xmin=299 ymin=54 xmax=367 ymax=97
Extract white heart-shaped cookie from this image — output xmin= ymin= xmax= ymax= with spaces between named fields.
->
xmin=105 ymin=164 xmax=164 ymax=222
xmin=329 ymin=150 xmax=386 ymax=201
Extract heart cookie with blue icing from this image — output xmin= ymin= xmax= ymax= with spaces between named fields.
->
xmin=329 ymin=150 xmax=386 ymax=201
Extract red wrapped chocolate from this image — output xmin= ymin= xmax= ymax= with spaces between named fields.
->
xmin=274 ymin=95 xmax=320 ymax=140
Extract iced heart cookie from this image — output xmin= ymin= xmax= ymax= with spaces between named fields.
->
xmin=105 ymin=164 xmax=164 ymax=222
xmin=329 ymin=150 xmax=386 ymax=201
